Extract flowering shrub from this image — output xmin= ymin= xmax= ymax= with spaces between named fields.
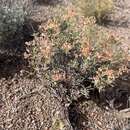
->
xmin=30 ymin=9 xmax=128 ymax=91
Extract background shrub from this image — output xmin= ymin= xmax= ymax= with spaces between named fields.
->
xmin=75 ymin=0 xmax=114 ymax=24
xmin=0 ymin=0 xmax=29 ymax=47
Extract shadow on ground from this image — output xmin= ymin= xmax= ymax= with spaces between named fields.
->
xmin=0 ymin=19 xmax=40 ymax=79
xmin=33 ymin=0 xmax=62 ymax=6
xmin=100 ymin=71 xmax=130 ymax=111
xmin=101 ymin=18 xmax=129 ymax=28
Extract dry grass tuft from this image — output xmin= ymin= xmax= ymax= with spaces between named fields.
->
xmin=75 ymin=0 xmax=114 ymax=24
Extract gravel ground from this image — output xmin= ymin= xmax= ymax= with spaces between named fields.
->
xmin=0 ymin=0 xmax=130 ymax=130
xmin=104 ymin=0 xmax=130 ymax=51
